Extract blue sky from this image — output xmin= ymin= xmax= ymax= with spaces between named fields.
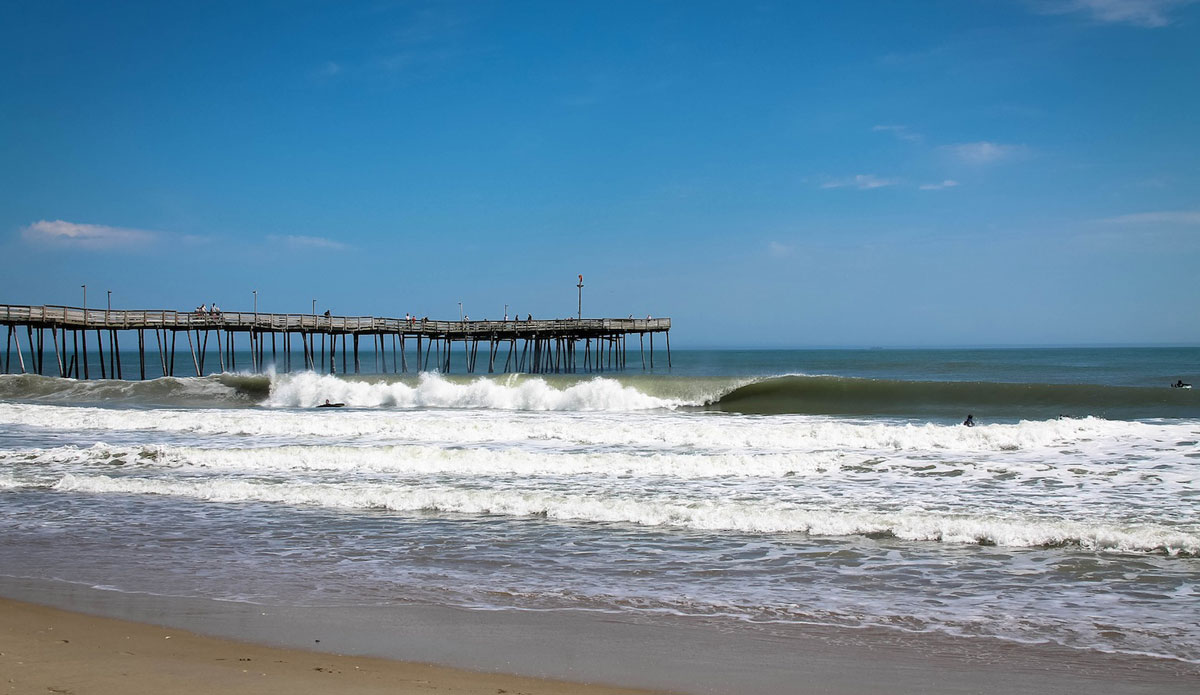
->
xmin=2 ymin=0 xmax=1197 ymax=347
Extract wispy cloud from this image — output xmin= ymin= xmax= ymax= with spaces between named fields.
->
xmin=942 ymin=141 xmax=1029 ymax=165
xmin=311 ymin=61 xmax=342 ymax=80
xmin=1030 ymin=0 xmax=1195 ymax=28
xmin=21 ymin=220 xmax=159 ymax=249
xmin=872 ymin=124 xmax=922 ymax=142
xmin=820 ymin=174 xmax=901 ymax=190
xmin=1100 ymin=211 xmax=1200 ymax=225
xmin=268 ymin=234 xmax=349 ymax=250
xmin=767 ymin=241 xmax=793 ymax=258
xmin=919 ymin=180 xmax=960 ymax=191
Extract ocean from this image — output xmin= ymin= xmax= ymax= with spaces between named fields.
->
xmin=1 ymin=347 xmax=1198 ymax=672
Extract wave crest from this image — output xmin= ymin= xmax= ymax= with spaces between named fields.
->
xmin=264 ymin=372 xmax=683 ymax=411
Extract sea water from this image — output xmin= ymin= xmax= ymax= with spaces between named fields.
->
xmin=0 ymin=347 xmax=1197 ymax=664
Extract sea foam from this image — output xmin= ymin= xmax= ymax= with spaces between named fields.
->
xmin=46 ymin=472 xmax=1200 ymax=555
xmin=263 ymin=371 xmax=683 ymax=410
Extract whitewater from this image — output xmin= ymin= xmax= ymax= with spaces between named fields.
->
xmin=1 ymin=349 xmax=1199 ymax=665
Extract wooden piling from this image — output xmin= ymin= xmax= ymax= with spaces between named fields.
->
xmin=14 ymin=326 xmax=27 ymax=374
xmin=186 ymin=329 xmax=200 ymax=376
xmin=51 ymin=327 xmax=63 ymax=377
xmin=95 ymin=329 xmax=106 ymax=379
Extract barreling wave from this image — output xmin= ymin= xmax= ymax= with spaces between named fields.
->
xmin=705 ymin=375 xmax=1200 ymax=420
xmin=31 ymin=473 xmax=1198 ymax=556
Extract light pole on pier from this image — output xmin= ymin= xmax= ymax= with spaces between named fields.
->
xmin=81 ymin=285 xmax=86 ymax=318
xmin=106 ymin=290 xmax=111 ymax=322
xmin=253 ymin=290 xmax=258 ymax=320
xmin=577 ymin=274 xmax=583 ymax=320
xmin=458 ymin=302 xmax=463 ymax=322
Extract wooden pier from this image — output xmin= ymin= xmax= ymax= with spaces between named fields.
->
xmin=0 ymin=304 xmax=671 ymax=379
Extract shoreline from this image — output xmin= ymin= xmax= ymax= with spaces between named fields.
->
xmin=2 ymin=577 xmax=1196 ymax=694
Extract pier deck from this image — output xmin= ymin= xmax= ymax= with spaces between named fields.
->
xmin=1 ymin=304 xmax=670 ymax=378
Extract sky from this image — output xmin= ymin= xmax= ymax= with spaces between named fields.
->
xmin=1 ymin=0 xmax=1198 ymax=348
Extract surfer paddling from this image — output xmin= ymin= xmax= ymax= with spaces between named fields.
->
xmin=317 ymin=399 xmax=345 ymax=408
xmin=1172 ymin=380 xmax=1192 ymax=389
xmin=962 ymin=414 xmax=975 ymax=427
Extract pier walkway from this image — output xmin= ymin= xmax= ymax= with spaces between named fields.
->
xmin=1 ymin=304 xmax=670 ymax=379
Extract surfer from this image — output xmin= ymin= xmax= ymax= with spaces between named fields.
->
xmin=963 ymin=414 xmax=975 ymax=427
xmin=318 ymin=399 xmax=344 ymax=408
xmin=1172 ymin=380 xmax=1191 ymax=389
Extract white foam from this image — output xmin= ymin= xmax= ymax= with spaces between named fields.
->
xmin=1 ymin=402 xmax=1190 ymax=454
xmin=264 ymin=371 xmax=683 ymax=410
xmin=0 ymin=443 xmax=846 ymax=479
xmin=48 ymin=473 xmax=1200 ymax=555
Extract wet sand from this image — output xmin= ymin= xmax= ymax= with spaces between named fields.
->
xmin=0 ymin=597 xmax=660 ymax=695
xmin=1 ymin=578 xmax=1196 ymax=695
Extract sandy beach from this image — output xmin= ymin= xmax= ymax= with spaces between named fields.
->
xmin=0 ymin=597 xmax=660 ymax=695
xmin=2 ymin=580 xmax=1198 ymax=695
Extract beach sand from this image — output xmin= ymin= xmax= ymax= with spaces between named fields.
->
xmin=0 ymin=597 xmax=660 ymax=695
xmin=2 ymin=584 xmax=1197 ymax=695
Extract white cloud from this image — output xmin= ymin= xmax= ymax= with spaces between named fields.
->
xmin=872 ymin=124 xmax=922 ymax=142
xmin=820 ymin=174 xmax=900 ymax=190
xmin=943 ymin=142 xmax=1029 ymax=165
xmin=312 ymin=61 xmax=342 ymax=79
xmin=919 ymin=180 xmax=960 ymax=191
xmin=22 ymin=220 xmax=159 ymax=249
xmin=767 ymin=241 xmax=793 ymax=258
xmin=1100 ymin=211 xmax=1200 ymax=224
xmin=268 ymin=234 xmax=349 ymax=250
xmin=1032 ymin=0 xmax=1194 ymax=28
